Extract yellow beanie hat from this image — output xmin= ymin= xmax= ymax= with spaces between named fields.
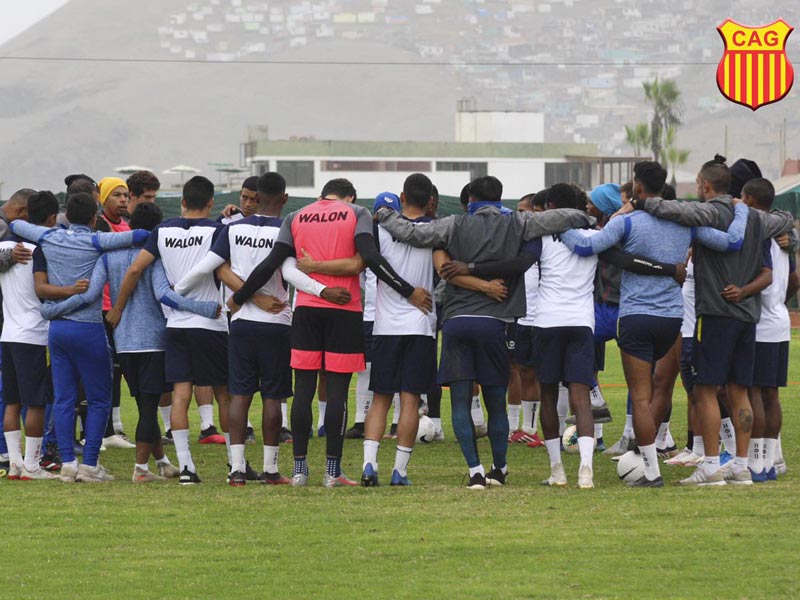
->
xmin=98 ymin=177 xmax=128 ymax=205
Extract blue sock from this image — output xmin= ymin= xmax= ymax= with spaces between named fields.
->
xmin=326 ymin=456 xmax=341 ymax=477
xmin=293 ymin=457 xmax=308 ymax=477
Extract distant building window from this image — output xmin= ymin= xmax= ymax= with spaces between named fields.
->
xmin=277 ymin=161 xmax=314 ymax=187
xmin=436 ymin=162 xmax=488 ymax=179
xmin=545 ymin=162 xmax=591 ymax=189
xmin=321 ymin=160 xmax=432 ymax=172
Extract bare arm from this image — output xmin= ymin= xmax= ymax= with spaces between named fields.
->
xmin=34 ymin=272 xmax=90 ymax=300
xmin=295 ymin=249 xmax=365 ymax=276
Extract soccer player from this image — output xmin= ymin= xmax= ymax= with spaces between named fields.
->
xmin=361 ymin=174 xmax=438 ymax=487
xmin=624 ymin=159 xmax=795 ymax=486
xmin=41 ymin=202 xmax=215 ymax=482
xmin=561 ymin=162 xmax=749 ymax=486
xmin=107 ymin=176 xmax=232 ymax=484
xmin=126 ymin=170 xmax=161 ymax=215
xmin=11 ymin=192 xmax=149 ymax=482
xmin=228 ymin=178 xmax=429 ymax=487
xmin=218 ymin=176 xmax=260 ymax=224
xmin=377 ymin=176 xmax=595 ymax=489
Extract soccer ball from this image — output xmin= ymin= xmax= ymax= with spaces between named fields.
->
xmin=616 ymin=450 xmax=645 ymax=483
xmin=562 ymin=425 xmax=580 ymax=453
xmin=416 ymin=416 xmax=436 ymax=443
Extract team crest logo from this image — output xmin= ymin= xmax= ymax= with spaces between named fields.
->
xmin=716 ymin=19 xmax=794 ymax=110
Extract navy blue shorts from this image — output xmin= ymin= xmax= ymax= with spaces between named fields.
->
xmin=593 ymin=302 xmax=619 ymax=372
xmin=370 ymin=335 xmax=437 ymax=394
xmin=693 ymin=315 xmax=756 ymax=387
xmin=532 ymin=326 xmax=594 ymax=386
xmin=752 ymin=341 xmax=789 ymax=388
xmin=439 ymin=317 xmax=510 ymax=386
xmin=512 ymin=324 xmax=537 ymax=367
xmin=229 ymin=320 xmax=292 ymax=398
xmin=617 ymin=315 xmax=682 ymax=364
xmin=506 ymin=322 xmax=517 ymax=359
xmin=679 ymin=337 xmax=695 ymax=393
xmin=1 ymin=342 xmax=52 ymax=407
xmin=119 ymin=352 xmax=171 ymax=397
xmin=165 ymin=328 xmax=229 ymax=386
xmin=363 ymin=320 xmax=374 ymax=363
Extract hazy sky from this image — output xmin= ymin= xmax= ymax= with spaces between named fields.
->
xmin=0 ymin=0 xmax=69 ymax=47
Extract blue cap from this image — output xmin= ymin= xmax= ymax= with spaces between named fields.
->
xmin=590 ymin=183 xmax=622 ymax=216
xmin=373 ymin=192 xmax=401 ymax=213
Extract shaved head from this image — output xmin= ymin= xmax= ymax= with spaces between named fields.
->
xmin=3 ymin=188 xmax=36 ymax=222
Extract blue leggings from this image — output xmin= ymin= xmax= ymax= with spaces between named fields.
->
xmin=450 ymin=380 xmax=508 ymax=469
xmin=49 ymin=320 xmax=112 ymax=467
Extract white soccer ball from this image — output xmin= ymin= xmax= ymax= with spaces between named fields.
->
xmin=616 ymin=450 xmax=645 ymax=483
xmin=562 ymin=425 xmax=580 ymax=454
xmin=416 ymin=416 xmax=436 ymax=443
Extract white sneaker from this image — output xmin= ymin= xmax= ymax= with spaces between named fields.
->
xmin=577 ymin=464 xmax=594 ymax=489
xmin=21 ymin=466 xmax=58 ymax=480
xmin=158 ymin=462 xmax=180 ymax=479
xmin=103 ymin=434 xmax=135 ymax=449
xmin=290 ymin=473 xmax=308 ymax=487
xmin=6 ymin=463 xmax=22 ymax=480
xmin=723 ymin=466 xmax=753 ymax=485
xmin=678 ymin=467 xmax=726 ymax=486
xmin=774 ymin=458 xmax=787 ymax=476
xmin=132 ymin=466 xmax=166 ymax=483
xmin=664 ymin=448 xmax=692 ymax=466
xmin=60 ymin=464 xmax=78 ymax=483
xmin=542 ymin=462 xmax=568 ymax=487
xmin=75 ymin=463 xmax=115 ymax=483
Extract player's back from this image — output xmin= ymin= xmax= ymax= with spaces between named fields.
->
xmin=0 ymin=239 xmax=48 ymax=345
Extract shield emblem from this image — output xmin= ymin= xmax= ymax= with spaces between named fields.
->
xmin=716 ymin=19 xmax=794 ymax=110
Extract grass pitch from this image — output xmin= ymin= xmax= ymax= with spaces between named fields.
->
xmin=3 ymin=335 xmax=799 ymax=599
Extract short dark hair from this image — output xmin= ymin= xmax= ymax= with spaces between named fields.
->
xmin=64 ymin=174 xmax=96 ymax=189
xmin=66 ymin=192 xmax=98 ymax=225
xmin=633 ymin=161 xmax=668 ymax=195
xmin=8 ymin=188 xmax=36 ymax=206
xmin=320 ymin=178 xmax=356 ymax=201
xmin=468 ymin=176 xmax=503 ymax=203
xmin=126 ymin=171 xmax=160 ymax=197
xmin=129 ymin=202 xmax=163 ymax=231
xmin=661 ymin=183 xmax=677 ymax=200
xmin=698 ymin=162 xmax=731 ymax=195
xmin=67 ymin=179 xmax=97 ymax=200
xmin=182 ymin=176 xmax=215 ymax=210
xmin=742 ymin=178 xmax=775 ymax=210
xmin=532 ymin=189 xmax=548 ymax=208
xmin=242 ymin=176 xmax=259 ymax=192
xmin=620 ymin=181 xmax=634 ymax=199
xmin=571 ymin=184 xmax=589 ymax=212
xmin=703 ymin=154 xmax=727 ymax=169
xmin=431 ymin=184 xmax=439 ymax=201
xmin=257 ymin=172 xmax=287 ymax=197
xmin=403 ymin=173 xmax=433 ymax=209
xmin=459 ymin=183 xmax=470 ymax=208
xmin=546 ymin=183 xmax=578 ymax=209
xmin=27 ymin=191 xmax=60 ymax=225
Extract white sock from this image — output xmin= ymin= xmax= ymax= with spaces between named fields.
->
xmin=700 ymin=455 xmax=720 ymax=475
xmin=63 ymin=459 xmax=78 ymax=471
xmin=764 ymin=438 xmax=776 ymax=471
xmin=156 ymin=455 xmax=171 ymax=466
xmin=281 ymin=403 xmax=289 ymax=429
xmin=198 ymin=404 xmax=214 ymax=431
xmin=693 ymin=435 xmax=705 ymax=457
xmin=230 ymin=444 xmax=246 ymax=473
xmin=623 ymin=413 xmax=634 ymax=438
xmin=159 ymin=405 xmax=172 ymax=430
xmin=594 ymin=423 xmax=603 ymax=439
xmin=24 ymin=436 xmax=43 ymax=472
xmin=522 ymin=400 xmax=536 ymax=433
xmin=431 ymin=417 xmax=442 ymax=432
xmin=577 ymin=436 xmax=594 ymax=468
xmin=4 ymin=430 xmax=22 ymax=466
xmin=317 ymin=401 xmax=327 ymax=429
xmin=263 ymin=445 xmax=279 ymax=474
xmin=223 ymin=432 xmax=232 ymax=465
xmin=355 ymin=364 xmax=372 ymax=422
xmin=639 ymin=443 xmax=660 ymax=480
xmin=468 ymin=464 xmax=485 ymax=477
xmin=394 ymin=445 xmax=413 ymax=477
xmin=776 ymin=434 xmax=784 ymax=462
xmin=545 ymin=437 xmax=561 ymax=467
xmin=731 ymin=456 xmax=747 ymax=472
xmin=363 ymin=439 xmax=380 ymax=470
xmin=112 ymin=407 xmax=123 ymax=432
xmin=247 ymin=419 xmax=253 ymax=430
xmin=172 ymin=429 xmax=195 ymax=472
xmin=135 ymin=463 xmax=149 ymax=472
xmin=748 ymin=438 xmax=764 ymax=473
xmin=557 ymin=385 xmax=569 ymax=436
xmin=589 ymin=385 xmax=605 ymax=408
xmin=392 ymin=394 xmax=400 ymax=425
xmin=657 ymin=421 xmax=672 ymax=448
xmin=720 ymin=417 xmax=736 ymax=454
xmin=471 ymin=395 xmax=485 ymax=427
xmin=508 ymin=404 xmax=521 ymax=431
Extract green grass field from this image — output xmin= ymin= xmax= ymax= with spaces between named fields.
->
xmin=3 ymin=335 xmax=799 ymax=599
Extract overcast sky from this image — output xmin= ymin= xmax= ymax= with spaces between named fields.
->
xmin=0 ymin=0 xmax=69 ymax=47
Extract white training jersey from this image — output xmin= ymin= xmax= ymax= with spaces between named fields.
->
xmin=144 ymin=217 xmax=227 ymax=332
xmin=373 ymin=218 xmax=436 ymax=337
xmin=0 ymin=240 xmax=49 ymax=345
xmin=211 ymin=215 xmax=292 ymax=326
xmin=517 ymin=262 xmax=540 ymax=327
xmin=534 ymin=232 xmax=598 ymax=330
xmin=219 ymin=211 xmax=244 ymax=226
xmin=362 ymin=269 xmax=377 ymax=322
xmin=217 ymin=214 xmax=243 ymax=311
xmin=757 ymin=240 xmax=791 ymax=343
xmin=680 ymin=259 xmax=696 ymax=338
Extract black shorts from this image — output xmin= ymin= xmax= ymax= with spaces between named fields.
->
xmin=363 ymin=320 xmax=375 ymax=364
xmin=438 ymin=317 xmax=509 ymax=386
xmin=679 ymin=337 xmax=695 ymax=393
xmin=229 ymin=320 xmax=293 ymax=398
xmin=291 ymin=306 xmax=365 ymax=373
xmin=593 ymin=302 xmax=619 ymax=372
xmin=532 ymin=326 xmax=594 ymax=386
xmin=165 ymin=328 xmax=229 ymax=386
xmin=370 ymin=335 xmax=437 ymax=394
xmin=693 ymin=315 xmax=756 ymax=387
xmin=512 ymin=324 xmax=537 ymax=367
xmin=1 ymin=342 xmax=52 ymax=407
xmin=119 ymin=352 xmax=171 ymax=397
xmin=752 ymin=341 xmax=789 ymax=388
xmin=617 ymin=314 xmax=682 ymax=364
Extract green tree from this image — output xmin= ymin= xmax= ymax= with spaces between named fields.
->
xmin=663 ymin=127 xmax=690 ymax=188
xmin=643 ymin=78 xmax=684 ymax=163
xmin=624 ymin=122 xmax=650 ymax=156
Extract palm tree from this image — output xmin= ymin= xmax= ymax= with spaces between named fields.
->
xmin=624 ymin=122 xmax=650 ymax=156
xmin=663 ymin=127 xmax=690 ymax=188
xmin=643 ymin=78 xmax=684 ymax=163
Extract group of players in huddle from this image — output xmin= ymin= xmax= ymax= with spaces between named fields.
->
xmin=0 ymin=154 xmax=793 ymax=489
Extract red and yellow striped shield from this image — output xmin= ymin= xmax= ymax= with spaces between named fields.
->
xmin=716 ymin=19 xmax=794 ymax=110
